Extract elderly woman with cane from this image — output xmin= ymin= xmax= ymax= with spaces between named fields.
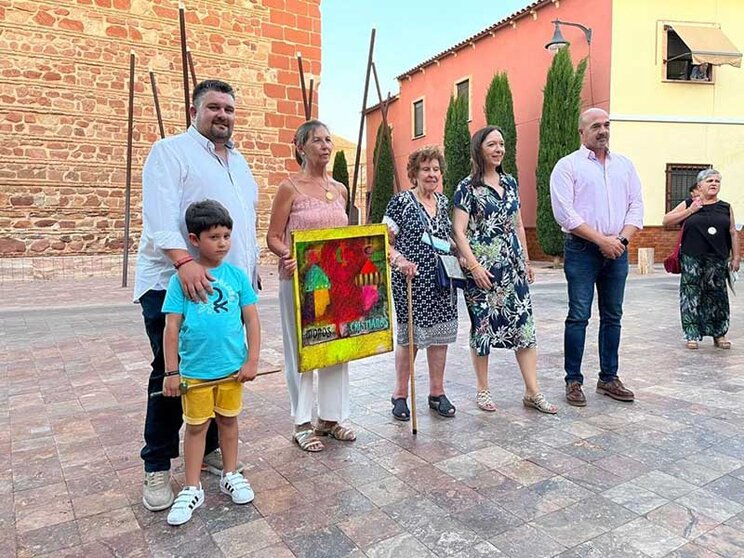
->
xmin=383 ymin=146 xmax=458 ymax=422
xmin=662 ymin=168 xmax=740 ymax=349
xmin=266 ymin=119 xmax=356 ymax=452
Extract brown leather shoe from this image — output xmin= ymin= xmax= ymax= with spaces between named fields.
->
xmin=565 ymin=382 xmax=586 ymax=407
xmin=596 ymin=378 xmax=634 ymax=402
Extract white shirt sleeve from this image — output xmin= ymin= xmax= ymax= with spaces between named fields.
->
xmin=142 ymin=142 xmax=189 ymax=251
xmin=624 ymin=160 xmax=644 ymax=230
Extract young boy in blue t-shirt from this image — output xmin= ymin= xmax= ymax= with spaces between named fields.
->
xmin=161 ymin=199 xmax=261 ymax=526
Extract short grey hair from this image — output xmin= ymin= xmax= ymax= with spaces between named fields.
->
xmin=696 ymin=168 xmax=721 ymax=183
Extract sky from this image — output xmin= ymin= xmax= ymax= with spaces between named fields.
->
xmin=319 ymin=0 xmax=532 ymax=142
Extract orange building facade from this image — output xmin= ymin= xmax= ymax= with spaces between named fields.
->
xmin=365 ymin=0 xmax=613 ymax=258
xmin=366 ymin=0 xmax=744 ymax=262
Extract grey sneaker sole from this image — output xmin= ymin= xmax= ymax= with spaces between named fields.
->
xmin=142 ymin=495 xmax=174 ymax=512
xmin=202 ymin=461 xmax=245 ymax=476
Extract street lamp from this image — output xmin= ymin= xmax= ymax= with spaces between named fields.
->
xmin=545 ymin=19 xmax=592 ymax=52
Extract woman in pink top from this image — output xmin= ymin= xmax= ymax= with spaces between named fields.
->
xmin=266 ymin=120 xmax=355 ymax=452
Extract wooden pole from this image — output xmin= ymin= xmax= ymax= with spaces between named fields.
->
xmin=372 ymin=63 xmax=401 ymax=193
xmin=349 ymin=28 xmax=376 ymax=222
xmin=308 ymin=78 xmax=314 ymax=120
xmin=149 ymin=69 xmax=165 ymax=139
xmin=178 ymin=2 xmax=191 ymax=129
xmin=366 ymin=93 xmax=390 ymax=223
xmin=406 ymin=276 xmax=417 ymax=435
xmin=186 ymin=47 xmax=198 ymax=90
xmin=122 ymin=50 xmax=136 ymax=288
xmin=296 ymin=52 xmax=310 ymax=120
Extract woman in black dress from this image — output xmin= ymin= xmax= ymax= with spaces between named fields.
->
xmin=383 ymin=147 xmax=458 ymax=420
xmin=662 ymin=168 xmax=740 ymax=349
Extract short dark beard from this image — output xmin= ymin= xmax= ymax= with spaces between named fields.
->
xmin=209 ymin=123 xmax=232 ymax=143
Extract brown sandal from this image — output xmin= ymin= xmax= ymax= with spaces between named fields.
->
xmin=315 ymin=421 xmax=356 ymax=441
xmin=686 ymin=340 xmax=699 ymax=350
xmin=294 ymin=429 xmax=324 ymax=452
xmin=714 ymin=337 xmax=732 ymax=349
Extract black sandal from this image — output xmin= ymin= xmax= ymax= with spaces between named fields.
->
xmin=428 ymin=394 xmax=456 ymax=418
xmin=391 ymin=397 xmax=410 ymax=421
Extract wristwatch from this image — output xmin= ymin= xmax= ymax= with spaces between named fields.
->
xmin=617 ymin=235 xmax=629 ymax=247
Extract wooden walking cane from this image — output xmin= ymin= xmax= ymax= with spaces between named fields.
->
xmin=407 ymin=276 xmax=418 ymax=435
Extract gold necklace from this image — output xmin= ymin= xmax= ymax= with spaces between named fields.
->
xmin=303 ymin=172 xmax=334 ymax=201
xmin=320 ymin=177 xmax=334 ymax=201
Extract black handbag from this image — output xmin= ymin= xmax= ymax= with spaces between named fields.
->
xmin=410 ymin=192 xmax=466 ymax=291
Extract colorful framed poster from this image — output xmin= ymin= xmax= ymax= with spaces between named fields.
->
xmin=291 ymin=224 xmax=393 ymax=372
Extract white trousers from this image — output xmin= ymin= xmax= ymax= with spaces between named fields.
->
xmin=279 ymin=280 xmax=350 ymax=425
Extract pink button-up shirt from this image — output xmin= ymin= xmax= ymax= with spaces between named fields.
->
xmin=550 ymin=144 xmax=644 ymax=235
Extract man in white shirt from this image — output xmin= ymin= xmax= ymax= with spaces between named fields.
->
xmin=133 ymin=79 xmax=260 ymax=512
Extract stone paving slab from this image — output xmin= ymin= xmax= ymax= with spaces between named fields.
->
xmin=0 ymin=265 xmax=742 ymax=557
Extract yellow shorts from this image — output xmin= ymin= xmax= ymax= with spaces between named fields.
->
xmin=181 ymin=377 xmax=243 ymax=425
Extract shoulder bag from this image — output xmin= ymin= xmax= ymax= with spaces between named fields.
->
xmin=663 ymin=225 xmax=684 ymax=274
xmin=410 ymin=192 xmax=466 ymax=290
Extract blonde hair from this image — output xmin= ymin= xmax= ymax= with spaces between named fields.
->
xmin=293 ymin=119 xmax=330 ymax=166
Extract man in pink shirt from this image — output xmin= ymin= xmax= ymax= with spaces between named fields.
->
xmin=549 ymin=108 xmax=644 ymax=407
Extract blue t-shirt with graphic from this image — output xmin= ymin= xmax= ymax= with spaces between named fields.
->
xmin=162 ymin=262 xmax=258 ymax=380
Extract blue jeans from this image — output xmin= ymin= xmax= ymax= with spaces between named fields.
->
xmin=139 ymin=289 xmax=219 ymax=472
xmin=563 ymin=236 xmax=628 ymax=385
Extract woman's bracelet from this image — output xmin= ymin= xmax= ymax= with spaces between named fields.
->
xmin=391 ymin=253 xmax=402 ymax=266
xmin=163 ymin=370 xmax=180 ymax=377
xmin=467 ymin=261 xmax=481 ymax=272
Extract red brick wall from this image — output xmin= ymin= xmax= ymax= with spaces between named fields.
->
xmin=0 ymin=0 xmax=320 ymax=258
xmin=526 ymin=227 xmax=744 ymax=264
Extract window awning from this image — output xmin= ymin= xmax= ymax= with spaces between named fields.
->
xmin=670 ymin=25 xmax=742 ymax=67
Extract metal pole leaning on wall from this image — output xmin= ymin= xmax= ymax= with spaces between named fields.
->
xmin=178 ymin=2 xmax=191 ymax=129
xmin=296 ymin=52 xmax=310 ymax=120
xmin=122 ymin=50 xmax=136 ymax=288
xmin=308 ymin=78 xmax=314 ymax=120
xmin=186 ymin=48 xmax=198 ymax=90
xmin=349 ymin=28 xmax=376 ymax=223
xmin=149 ymin=69 xmax=166 ymax=140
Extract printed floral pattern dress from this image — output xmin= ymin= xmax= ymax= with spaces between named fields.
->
xmin=453 ymin=174 xmax=535 ymax=356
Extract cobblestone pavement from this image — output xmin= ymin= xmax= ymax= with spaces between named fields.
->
xmin=1 ymin=265 xmax=743 ymax=557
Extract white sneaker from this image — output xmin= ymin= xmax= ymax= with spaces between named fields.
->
xmin=220 ymin=471 xmax=254 ymax=504
xmin=142 ymin=470 xmax=174 ymax=511
xmin=166 ymin=485 xmax=204 ymax=526
xmin=201 ymin=448 xmax=245 ymax=476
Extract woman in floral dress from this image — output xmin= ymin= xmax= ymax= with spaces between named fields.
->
xmin=452 ymin=126 xmax=557 ymax=414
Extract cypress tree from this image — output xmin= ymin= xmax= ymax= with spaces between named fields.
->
xmin=484 ymin=72 xmax=518 ymax=184
xmin=331 ymin=150 xmax=349 ymax=188
xmin=535 ymin=48 xmax=587 ymax=262
xmin=368 ymin=122 xmax=395 ymax=224
xmin=443 ymin=95 xmax=471 ymax=200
